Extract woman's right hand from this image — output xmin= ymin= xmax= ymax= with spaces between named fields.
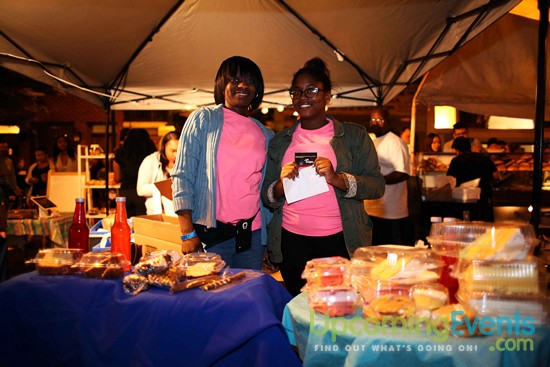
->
xmin=280 ymin=161 xmax=299 ymax=181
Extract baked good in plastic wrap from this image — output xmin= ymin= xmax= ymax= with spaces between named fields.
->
xmin=351 ymin=245 xmax=444 ymax=303
xmin=410 ymin=283 xmax=449 ymax=312
xmin=362 ymin=294 xmax=415 ymax=324
xmin=177 ymin=252 xmax=226 ymax=278
xmin=123 ymin=274 xmax=149 ymax=295
xmin=453 ymin=256 xmax=545 ymax=296
xmin=309 ymin=286 xmax=360 ymax=317
xmin=26 ymin=248 xmax=83 ymax=275
xmin=427 ymin=221 xmax=538 ymax=260
xmin=301 ymin=256 xmax=350 ymax=289
xmin=135 ymin=250 xmax=181 ymax=276
xmin=72 ymin=252 xmax=130 ymax=279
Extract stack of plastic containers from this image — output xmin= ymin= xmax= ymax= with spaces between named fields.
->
xmin=350 ymin=245 xmax=447 ymax=320
xmin=302 ymin=257 xmax=360 ymax=317
xmin=428 ymin=221 xmax=548 ymax=324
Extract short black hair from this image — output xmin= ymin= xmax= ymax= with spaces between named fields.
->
xmin=452 ymin=136 xmax=471 ymax=152
xmin=213 ymin=56 xmax=264 ymax=110
xmin=453 ymin=122 xmax=468 ymax=131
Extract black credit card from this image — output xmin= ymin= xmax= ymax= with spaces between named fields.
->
xmin=295 ymin=152 xmax=317 ymax=167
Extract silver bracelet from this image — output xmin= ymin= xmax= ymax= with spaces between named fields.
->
xmin=341 ymin=172 xmax=357 ymax=198
xmin=267 ymin=181 xmax=278 ymax=203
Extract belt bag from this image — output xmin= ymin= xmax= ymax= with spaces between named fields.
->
xmin=193 ymin=213 xmax=256 ymax=253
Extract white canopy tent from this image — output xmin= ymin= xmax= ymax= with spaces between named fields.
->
xmin=0 ymin=0 xmax=520 ymax=111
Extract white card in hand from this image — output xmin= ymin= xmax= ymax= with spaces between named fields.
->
xmin=282 ymin=165 xmax=329 ymax=204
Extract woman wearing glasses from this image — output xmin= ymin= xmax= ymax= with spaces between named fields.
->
xmin=261 ymin=58 xmax=385 ymax=296
xmin=171 ymin=56 xmax=273 ymax=270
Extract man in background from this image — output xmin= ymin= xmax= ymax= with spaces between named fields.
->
xmin=364 ymin=108 xmax=413 ymax=245
xmin=447 ymin=137 xmax=499 ymax=222
xmin=442 ymin=122 xmax=483 ymax=153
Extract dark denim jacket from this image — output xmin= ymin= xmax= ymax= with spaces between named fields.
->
xmin=261 ymin=118 xmax=385 ymax=263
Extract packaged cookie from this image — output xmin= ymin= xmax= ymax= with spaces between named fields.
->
xmin=73 ymin=252 xmax=130 ymax=279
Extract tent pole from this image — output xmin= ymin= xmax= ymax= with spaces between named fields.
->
xmin=104 ymin=105 xmax=111 ymax=215
xmin=530 ymin=0 xmax=549 ymax=232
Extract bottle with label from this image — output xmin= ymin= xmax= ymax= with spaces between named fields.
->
xmin=110 ymin=197 xmax=131 ymax=269
xmin=68 ymin=198 xmax=90 ymax=253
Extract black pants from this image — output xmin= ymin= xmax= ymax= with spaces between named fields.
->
xmin=0 ymin=236 xmax=8 ymax=282
xmin=278 ymin=228 xmax=349 ymax=297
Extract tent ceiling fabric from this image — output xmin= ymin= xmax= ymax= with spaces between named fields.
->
xmin=417 ymin=13 xmax=549 ymax=120
xmin=0 ymin=0 xmax=520 ymax=110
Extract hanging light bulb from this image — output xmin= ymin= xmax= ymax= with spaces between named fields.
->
xmin=261 ymin=107 xmax=269 ymax=114
xmin=277 ymin=105 xmax=284 ymax=112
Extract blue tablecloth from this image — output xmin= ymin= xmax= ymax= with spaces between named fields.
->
xmin=283 ymin=293 xmax=550 ymax=367
xmin=0 ymin=271 xmax=302 ymax=367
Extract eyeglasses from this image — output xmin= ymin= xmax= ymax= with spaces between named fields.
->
xmin=370 ymin=118 xmax=385 ymax=123
xmin=289 ymin=87 xmax=325 ymax=100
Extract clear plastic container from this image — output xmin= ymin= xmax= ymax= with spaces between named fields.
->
xmin=456 ymin=291 xmax=548 ymax=325
xmin=453 ymin=257 xmax=545 ymax=296
xmin=427 ymin=221 xmax=538 ymax=260
xmin=301 ymin=256 xmax=351 ymax=288
xmin=308 ymin=286 xmax=360 ymax=317
xmin=177 ymin=252 xmax=226 ymax=278
xmin=26 ymin=248 xmax=83 ymax=275
xmin=72 ymin=251 xmax=130 ymax=279
xmin=351 ymin=246 xmax=444 ymax=303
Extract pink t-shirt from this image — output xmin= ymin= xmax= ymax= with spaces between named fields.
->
xmin=282 ymin=120 xmax=342 ymax=236
xmin=216 ymin=108 xmax=266 ymax=231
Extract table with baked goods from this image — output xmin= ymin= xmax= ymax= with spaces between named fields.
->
xmin=6 ymin=212 xmax=72 ymax=247
xmin=282 ymin=292 xmax=550 ymax=367
xmin=0 ymin=270 xmax=302 ymax=367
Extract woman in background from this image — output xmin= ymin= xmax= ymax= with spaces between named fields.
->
xmin=424 ymin=132 xmax=442 ymax=153
xmin=113 ymin=129 xmax=157 ymax=218
xmin=137 ymin=131 xmax=180 ymax=215
xmin=52 ymin=135 xmax=77 ymax=172
xmin=25 ymin=147 xmax=54 ymax=198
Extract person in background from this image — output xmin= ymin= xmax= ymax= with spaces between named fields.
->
xmin=0 ymin=143 xmax=23 ymax=202
xmin=447 ymin=137 xmax=499 ymax=222
xmin=25 ymin=147 xmax=54 ymax=198
xmin=364 ymin=107 xmax=413 ymax=246
xmin=171 ymin=56 xmax=273 ymax=270
xmin=399 ymin=126 xmax=411 ymax=145
xmin=113 ymin=129 xmax=157 ymax=218
xmin=16 ymin=158 xmax=28 ymax=194
xmin=424 ymin=132 xmax=442 ymax=153
xmin=261 ymin=58 xmax=385 ymax=296
xmin=52 ymin=135 xmax=77 ymax=172
xmin=442 ymin=122 xmax=482 ymax=153
xmin=137 ymin=131 xmax=180 ymax=215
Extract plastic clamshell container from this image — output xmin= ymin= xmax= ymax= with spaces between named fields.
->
xmin=301 ymin=256 xmax=351 ymax=288
xmin=351 ymin=246 xmax=444 ymax=304
xmin=427 ymin=221 xmax=538 ymax=260
xmin=456 ymin=290 xmax=548 ymax=325
xmin=351 ymin=245 xmax=444 ymax=284
xmin=177 ymin=252 xmax=226 ymax=278
xmin=72 ymin=252 xmax=130 ymax=279
xmin=308 ymin=286 xmax=360 ymax=317
xmin=453 ymin=257 xmax=545 ymax=297
xmin=410 ymin=283 xmax=449 ymax=312
xmin=27 ymin=248 xmax=83 ymax=275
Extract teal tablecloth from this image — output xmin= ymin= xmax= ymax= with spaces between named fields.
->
xmin=283 ymin=292 xmax=550 ymax=367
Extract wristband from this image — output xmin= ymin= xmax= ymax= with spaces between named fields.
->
xmin=180 ymin=231 xmax=197 ymax=241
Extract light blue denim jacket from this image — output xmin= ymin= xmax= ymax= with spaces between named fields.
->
xmin=171 ymin=104 xmax=274 ymax=245
xmin=261 ymin=118 xmax=385 ymax=263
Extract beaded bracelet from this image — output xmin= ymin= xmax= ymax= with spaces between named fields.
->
xmin=180 ymin=231 xmax=197 ymax=241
